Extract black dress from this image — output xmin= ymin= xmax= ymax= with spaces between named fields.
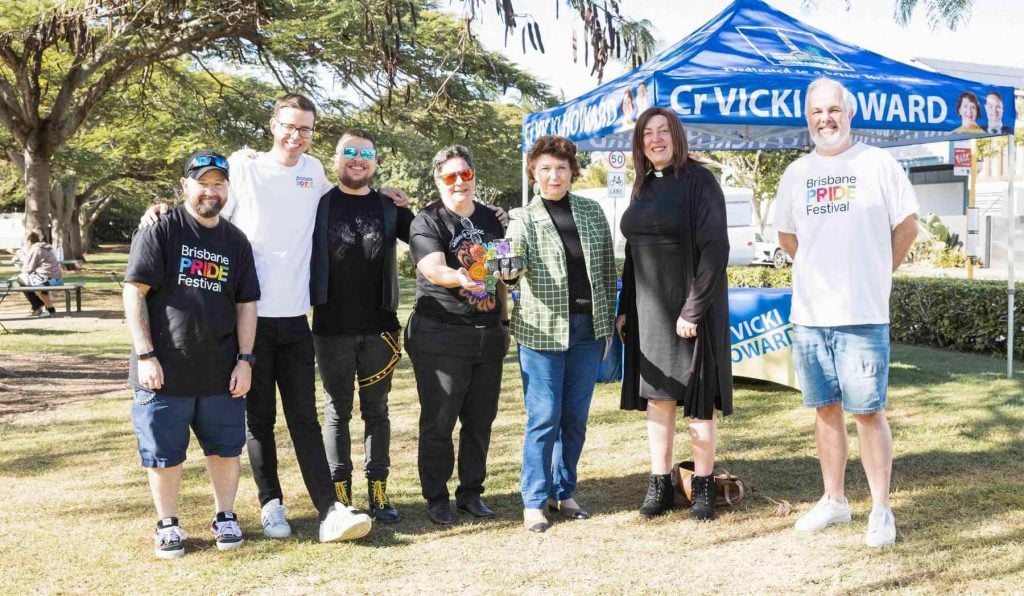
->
xmin=618 ymin=162 xmax=733 ymax=420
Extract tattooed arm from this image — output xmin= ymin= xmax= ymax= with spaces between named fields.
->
xmin=123 ymin=281 xmax=163 ymax=390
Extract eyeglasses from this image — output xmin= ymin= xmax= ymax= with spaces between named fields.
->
xmin=187 ymin=154 xmax=229 ymax=172
xmin=438 ymin=168 xmax=475 ymax=185
xmin=340 ymin=146 xmax=377 ymax=160
xmin=273 ymin=118 xmax=315 ymax=139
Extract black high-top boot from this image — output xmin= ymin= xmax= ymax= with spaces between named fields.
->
xmin=690 ymin=474 xmax=716 ymax=521
xmin=639 ymin=474 xmax=674 ymax=518
xmin=334 ymin=476 xmax=353 ymax=508
xmin=368 ymin=478 xmax=400 ymax=523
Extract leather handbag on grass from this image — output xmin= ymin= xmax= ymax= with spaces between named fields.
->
xmin=671 ymin=460 xmax=747 ymax=508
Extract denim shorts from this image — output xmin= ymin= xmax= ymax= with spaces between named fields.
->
xmin=791 ymin=324 xmax=890 ymax=414
xmin=131 ymin=389 xmax=247 ymax=468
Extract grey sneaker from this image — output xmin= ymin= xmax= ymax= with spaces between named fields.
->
xmin=794 ymin=494 xmax=851 ymax=532
xmin=864 ymin=506 xmax=896 ymax=547
xmin=260 ymin=498 xmax=292 ymax=539
xmin=211 ymin=511 xmax=244 ymax=551
xmin=154 ymin=517 xmax=186 ymax=559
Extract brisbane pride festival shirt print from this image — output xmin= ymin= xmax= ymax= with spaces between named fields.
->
xmin=125 ymin=204 xmax=260 ymax=397
xmin=774 ymin=142 xmax=918 ymax=328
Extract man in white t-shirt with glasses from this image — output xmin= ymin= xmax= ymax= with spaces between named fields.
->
xmin=774 ymin=78 xmax=919 ymax=548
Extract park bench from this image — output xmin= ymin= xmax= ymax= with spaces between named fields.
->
xmin=0 ymin=281 xmax=85 ymax=315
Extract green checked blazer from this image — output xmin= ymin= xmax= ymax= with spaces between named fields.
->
xmin=507 ymin=193 xmax=618 ymax=351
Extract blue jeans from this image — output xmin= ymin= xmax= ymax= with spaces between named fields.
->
xmin=792 ymin=324 xmax=891 ymax=414
xmin=517 ymin=315 xmax=604 ymax=508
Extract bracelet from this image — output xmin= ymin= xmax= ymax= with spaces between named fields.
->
xmin=137 ymin=351 xmax=157 ymax=360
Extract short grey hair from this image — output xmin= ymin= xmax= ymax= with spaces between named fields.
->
xmin=805 ymin=77 xmax=857 ymax=117
xmin=431 ymin=145 xmax=476 ymax=178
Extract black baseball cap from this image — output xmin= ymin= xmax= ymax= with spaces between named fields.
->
xmin=183 ymin=150 xmax=230 ymax=180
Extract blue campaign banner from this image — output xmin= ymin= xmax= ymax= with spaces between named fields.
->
xmin=728 ymin=288 xmax=800 ymax=389
xmin=523 ymin=0 xmax=1016 ymax=152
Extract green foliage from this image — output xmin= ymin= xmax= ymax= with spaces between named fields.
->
xmin=398 ymin=247 xmax=415 ymax=279
xmin=891 ymin=277 xmax=1024 ymax=357
xmin=726 ymin=266 xmax=793 ymax=288
xmin=934 ymin=247 xmax=967 ymax=268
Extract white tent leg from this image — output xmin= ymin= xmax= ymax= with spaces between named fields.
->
xmin=1008 ymin=136 xmax=1016 ymax=379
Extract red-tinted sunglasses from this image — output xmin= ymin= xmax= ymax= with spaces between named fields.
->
xmin=438 ymin=168 xmax=475 ymax=185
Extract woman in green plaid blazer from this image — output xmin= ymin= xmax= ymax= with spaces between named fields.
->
xmin=504 ymin=136 xmax=617 ymax=533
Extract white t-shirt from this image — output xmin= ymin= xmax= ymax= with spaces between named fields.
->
xmin=774 ymin=142 xmax=919 ymax=326
xmin=223 ymin=151 xmax=332 ymax=318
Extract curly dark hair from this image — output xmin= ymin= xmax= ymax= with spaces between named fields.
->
xmin=526 ymin=135 xmax=581 ymax=185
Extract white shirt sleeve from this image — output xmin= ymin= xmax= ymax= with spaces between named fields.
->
xmin=223 ymin=151 xmax=255 ymax=221
xmin=313 ymin=158 xmax=332 ymax=196
xmin=882 ymin=153 xmax=920 ymax=229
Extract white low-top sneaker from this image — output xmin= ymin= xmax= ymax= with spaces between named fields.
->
xmin=261 ymin=498 xmax=292 ymax=539
xmin=319 ymin=503 xmax=372 ymax=543
xmin=794 ymin=494 xmax=852 ymax=532
xmin=864 ymin=506 xmax=897 ymax=547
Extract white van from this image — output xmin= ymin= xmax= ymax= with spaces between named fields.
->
xmin=0 ymin=213 xmax=25 ymax=251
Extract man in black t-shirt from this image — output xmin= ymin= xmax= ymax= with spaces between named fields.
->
xmin=311 ymin=129 xmax=414 ymax=523
xmin=124 ymin=151 xmax=260 ymax=559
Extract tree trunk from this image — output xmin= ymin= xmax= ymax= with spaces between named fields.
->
xmin=23 ymin=148 xmax=53 ymax=237
xmin=49 ymin=176 xmax=77 ymax=259
xmin=68 ymin=206 xmax=84 ymax=261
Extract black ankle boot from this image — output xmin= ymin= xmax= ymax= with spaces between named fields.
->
xmin=368 ymin=478 xmax=400 ymax=523
xmin=334 ymin=477 xmax=353 ymax=508
xmin=639 ymin=474 xmax=674 ymax=518
xmin=690 ymin=474 xmax=716 ymax=521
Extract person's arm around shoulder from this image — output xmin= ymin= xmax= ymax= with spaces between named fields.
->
xmin=124 ymin=281 xmax=163 ymax=391
xmin=882 ymin=151 xmax=921 ymax=272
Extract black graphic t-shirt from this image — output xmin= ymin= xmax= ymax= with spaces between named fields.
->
xmin=408 ymin=201 xmax=505 ymax=325
xmin=126 ymin=205 xmax=260 ymax=397
xmin=312 ymin=188 xmax=414 ymax=335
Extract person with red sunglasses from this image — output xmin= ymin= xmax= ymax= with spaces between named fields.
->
xmin=404 ymin=145 xmax=510 ymax=526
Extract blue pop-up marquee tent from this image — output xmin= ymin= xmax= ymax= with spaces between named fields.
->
xmin=522 ymin=0 xmax=1020 ymax=377
xmin=522 ymin=0 xmax=1016 ymax=152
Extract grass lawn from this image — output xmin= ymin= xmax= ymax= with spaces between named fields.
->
xmin=1 ymin=247 xmax=1023 ymax=593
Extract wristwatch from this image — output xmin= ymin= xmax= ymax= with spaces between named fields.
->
xmin=137 ymin=350 xmax=156 ymax=360
xmin=237 ymin=353 xmax=256 ymax=364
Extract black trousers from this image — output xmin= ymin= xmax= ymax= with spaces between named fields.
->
xmin=245 ymin=316 xmax=336 ymax=517
xmin=314 ymin=332 xmax=397 ymax=481
xmin=405 ymin=312 xmax=507 ymax=504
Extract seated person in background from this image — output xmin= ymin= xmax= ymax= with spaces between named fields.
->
xmin=16 ymin=231 xmax=63 ymax=318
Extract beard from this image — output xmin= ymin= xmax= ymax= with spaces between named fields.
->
xmin=811 ymin=125 xmax=851 ymax=152
xmin=191 ymin=196 xmax=225 ymax=218
xmin=339 ymin=171 xmax=370 ymax=190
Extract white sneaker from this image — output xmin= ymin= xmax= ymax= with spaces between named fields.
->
xmin=864 ymin=506 xmax=897 ymax=547
xmin=260 ymin=499 xmax=292 ymax=539
xmin=319 ymin=502 xmax=372 ymax=543
xmin=154 ymin=518 xmax=187 ymax=559
xmin=794 ymin=494 xmax=851 ymax=532
xmin=211 ymin=512 xmax=244 ymax=551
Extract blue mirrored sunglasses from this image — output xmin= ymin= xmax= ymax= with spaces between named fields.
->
xmin=341 ymin=146 xmax=377 ymax=160
xmin=189 ymin=154 xmax=229 ymax=171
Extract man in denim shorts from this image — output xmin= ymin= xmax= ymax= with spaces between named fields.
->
xmin=775 ymin=78 xmax=919 ymax=547
xmin=124 ymin=151 xmax=260 ymax=559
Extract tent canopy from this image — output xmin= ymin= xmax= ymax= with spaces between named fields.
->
xmin=522 ymin=0 xmax=1017 ymax=152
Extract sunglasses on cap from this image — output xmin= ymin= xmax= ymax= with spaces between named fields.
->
xmin=340 ymin=146 xmax=377 ymax=160
xmin=438 ymin=168 xmax=475 ymax=185
xmin=187 ymin=154 xmax=229 ymax=172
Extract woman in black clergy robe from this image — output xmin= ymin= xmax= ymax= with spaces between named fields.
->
xmin=616 ymin=107 xmax=733 ymax=522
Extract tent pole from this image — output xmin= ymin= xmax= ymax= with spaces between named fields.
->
xmin=1008 ymin=135 xmax=1017 ymax=379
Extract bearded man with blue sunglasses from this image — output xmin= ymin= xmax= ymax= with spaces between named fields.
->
xmin=309 ymin=129 xmax=415 ymax=523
